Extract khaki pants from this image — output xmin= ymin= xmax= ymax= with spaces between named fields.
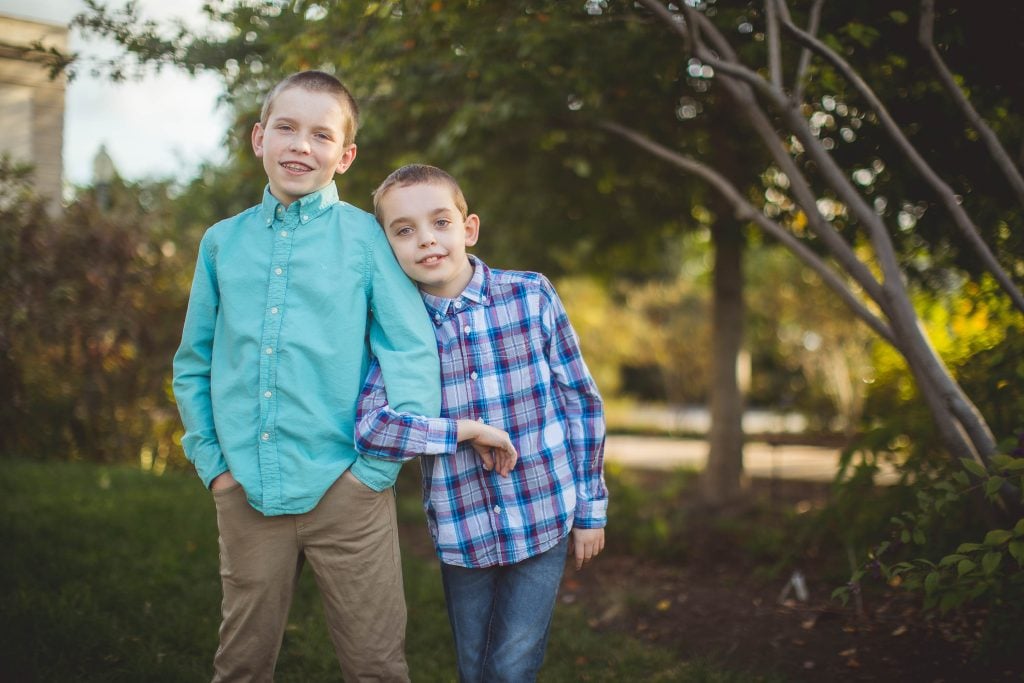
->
xmin=210 ymin=470 xmax=409 ymax=683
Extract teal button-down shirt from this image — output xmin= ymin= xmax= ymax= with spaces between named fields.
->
xmin=172 ymin=183 xmax=441 ymax=515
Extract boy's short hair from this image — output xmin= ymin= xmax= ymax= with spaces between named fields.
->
xmin=372 ymin=164 xmax=469 ymax=225
xmin=260 ymin=70 xmax=360 ymax=146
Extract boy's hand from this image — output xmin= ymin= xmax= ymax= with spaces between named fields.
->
xmin=571 ymin=528 xmax=605 ymax=571
xmin=456 ymin=419 xmax=518 ymax=477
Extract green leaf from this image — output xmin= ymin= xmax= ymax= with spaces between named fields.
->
xmin=982 ymin=551 xmax=1001 ymax=575
xmin=985 ymin=476 xmax=1006 ymax=497
xmin=957 ymin=559 xmax=976 ymax=576
xmin=912 ymin=528 xmax=926 ymax=545
xmin=900 ymin=529 xmax=911 ymax=544
xmin=939 ymin=553 xmax=967 ymax=567
xmin=1009 ymin=540 xmax=1024 ymax=566
xmin=889 ymin=10 xmax=909 ymax=24
xmin=983 ymin=529 xmax=1013 ymax=546
xmin=990 ymin=454 xmax=1013 ymax=469
xmin=960 ymin=458 xmax=988 ymax=478
xmin=924 ymin=571 xmax=940 ymax=593
xmin=956 ymin=542 xmax=982 ymax=553
xmin=1004 ymin=458 xmax=1024 ymax=471
xmin=952 ymin=472 xmax=970 ymax=486
xmin=1014 ymin=519 xmax=1024 ymax=535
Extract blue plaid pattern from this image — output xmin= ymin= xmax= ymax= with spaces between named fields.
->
xmin=356 ymin=257 xmax=607 ymax=568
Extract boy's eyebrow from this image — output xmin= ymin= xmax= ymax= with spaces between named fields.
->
xmin=269 ymin=114 xmax=342 ymax=134
xmin=386 ymin=206 xmax=455 ymax=230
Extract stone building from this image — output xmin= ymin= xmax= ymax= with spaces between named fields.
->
xmin=0 ymin=14 xmax=67 ymax=209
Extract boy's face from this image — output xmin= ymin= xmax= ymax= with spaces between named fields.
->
xmin=251 ymin=86 xmax=357 ymax=207
xmin=377 ymin=182 xmax=479 ymax=299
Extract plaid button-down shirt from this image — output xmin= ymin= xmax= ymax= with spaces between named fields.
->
xmin=356 ymin=257 xmax=607 ymax=568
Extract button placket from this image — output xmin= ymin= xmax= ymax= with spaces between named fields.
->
xmin=256 ymin=209 xmax=299 ymax=501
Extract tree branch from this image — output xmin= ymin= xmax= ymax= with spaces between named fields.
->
xmin=780 ymin=7 xmax=1024 ymax=315
xmin=919 ymin=0 xmax=1024 ymax=208
xmin=790 ymin=0 xmax=824 ymax=103
xmin=598 ymin=119 xmax=897 ymax=346
xmin=765 ymin=0 xmax=783 ymax=89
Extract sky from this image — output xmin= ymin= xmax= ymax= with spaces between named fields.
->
xmin=1 ymin=0 xmax=231 ymax=186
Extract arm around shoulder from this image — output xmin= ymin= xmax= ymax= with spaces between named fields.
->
xmin=365 ymin=227 xmax=442 ymax=418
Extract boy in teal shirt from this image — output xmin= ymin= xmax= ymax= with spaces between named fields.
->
xmin=172 ymin=71 xmax=440 ymax=682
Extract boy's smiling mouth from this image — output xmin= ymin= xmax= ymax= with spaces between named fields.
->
xmin=281 ymin=161 xmax=313 ymax=173
xmin=418 ymin=253 xmax=447 ymax=265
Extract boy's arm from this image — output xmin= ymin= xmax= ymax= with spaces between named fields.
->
xmin=365 ymin=227 xmax=443 ymax=417
xmin=355 ymin=362 xmax=517 ymax=476
xmin=541 ymin=276 xmax=608 ymax=530
xmin=172 ymin=237 xmax=229 ymax=489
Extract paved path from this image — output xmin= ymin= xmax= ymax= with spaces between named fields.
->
xmin=604 ymin=435 xmax=899 ymax=483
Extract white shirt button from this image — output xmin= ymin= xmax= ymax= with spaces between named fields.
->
xmin=271 ymin=307 xmax=279 ymax=314
xmin=454 ymin=300 xmax=463 ymax=309
xmin=493 ymin=505 xmax=502 ymax=514
xmin=470 ymin=371 xmax=478 ymax=380
xmin=261 ymin=432 xmax=270 ymax=441
xmin=264 ymin=391 xmax=272 ymax=398
xmin=463 ymin=325 xmax=471 ymax=334
xmin=302 ymin=214 xmax=309 ymax=221
xmin=280 ymin=230 xmax=288 ymax=237
xmin=265 ymin=347 xmax=274 ymax=355
xmin=433 ymin=313 xmax=441 ymax=321
xmin=274 ymin=267 xmax=283 ymax=275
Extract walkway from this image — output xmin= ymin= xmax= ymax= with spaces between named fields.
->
xmin=604 ymin=435 xmax=900 ymax=484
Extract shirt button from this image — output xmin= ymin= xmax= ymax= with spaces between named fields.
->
xmin=274 ymin=267 xmax=283 ymax=275
xmin=264 ymin=391 xmax=272 ymax=398
xmin=463 ymin=325 xmax=471 ymax=334
xmin=280 ymin=230 xmax=288 ymax=237
xmin=271 ymin=307 xmax=279 ymax=314
xmin=302 ymin=214 xmax=309 ymax=221
xmin=493 ymin=505 xmax=502 ymax=514
xmin=261 ymin=432 xmax=270 ymax=441
xmin=470 ymin=371 xmax=478 ymax=380
xmin=454 ymin=300 xmax=463 ymax=309
xmin=433 ymin=313 xmax=441 ymax=321
xmin=265 ymin=347 xmax=274 ymax=355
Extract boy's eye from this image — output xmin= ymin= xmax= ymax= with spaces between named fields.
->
xmin=435 ymin=219 xmax=451 ymax=229
xmin=395 ymin=226 xmax=413 ymax=237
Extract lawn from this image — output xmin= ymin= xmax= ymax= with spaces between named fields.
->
xmin=0 ymin=459 xmax=776 ymax=682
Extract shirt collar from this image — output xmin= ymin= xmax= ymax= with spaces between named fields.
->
xmin=421 ymin=255 xmax=491 ymax=322
xmin=259 ymin=182 xmax=340 ymax=227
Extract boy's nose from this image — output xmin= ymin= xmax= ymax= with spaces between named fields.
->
xmin=289 ymin=137 xmax=312 ymax=153
xmin=419 ymin=231 xmax=437 ymax=247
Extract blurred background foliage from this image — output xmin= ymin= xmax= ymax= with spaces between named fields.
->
xmin=2 ymin=0 xmax=1024 ymax=656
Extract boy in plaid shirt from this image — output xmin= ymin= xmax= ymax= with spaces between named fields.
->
xmin=355 ymin=164 xmax=607 ymax=682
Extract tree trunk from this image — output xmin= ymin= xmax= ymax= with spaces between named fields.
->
xmin=702 ymin=213 xmax=747 ymax=504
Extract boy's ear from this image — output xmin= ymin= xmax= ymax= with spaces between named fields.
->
xmin=251 ymin=123 xmax=265 ymax=158
xmin=335 ymin=144 xmax=358 ymax=174
xmin=464 ymin=213 xmax=480 ymax=247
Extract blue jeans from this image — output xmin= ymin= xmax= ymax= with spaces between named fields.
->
xmin=440 ymin=535 xmax=570 ymax=683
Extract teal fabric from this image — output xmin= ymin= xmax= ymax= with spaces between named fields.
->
xmin=173 ymin=183 xmax=441 ymax=515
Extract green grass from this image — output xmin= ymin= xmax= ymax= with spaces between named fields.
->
xmin=0 ymin=459 xmax=783 ymax=682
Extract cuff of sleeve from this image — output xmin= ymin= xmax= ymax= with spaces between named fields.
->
xmin=423 ymin=418 xmax=459 ymax=455
xmin=573 ymin=497 xmax=608 ymax=529
xmin=192 ymin=447 xmax=228 ymax=489
xmin=350 ymin=455 xmax=403 ymax=492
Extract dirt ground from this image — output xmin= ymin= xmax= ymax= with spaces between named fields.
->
xmin=556 ymin=478 xmax=1023 ymax=683
xmin=398 ymin=473 xmax=1022 ymax=682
